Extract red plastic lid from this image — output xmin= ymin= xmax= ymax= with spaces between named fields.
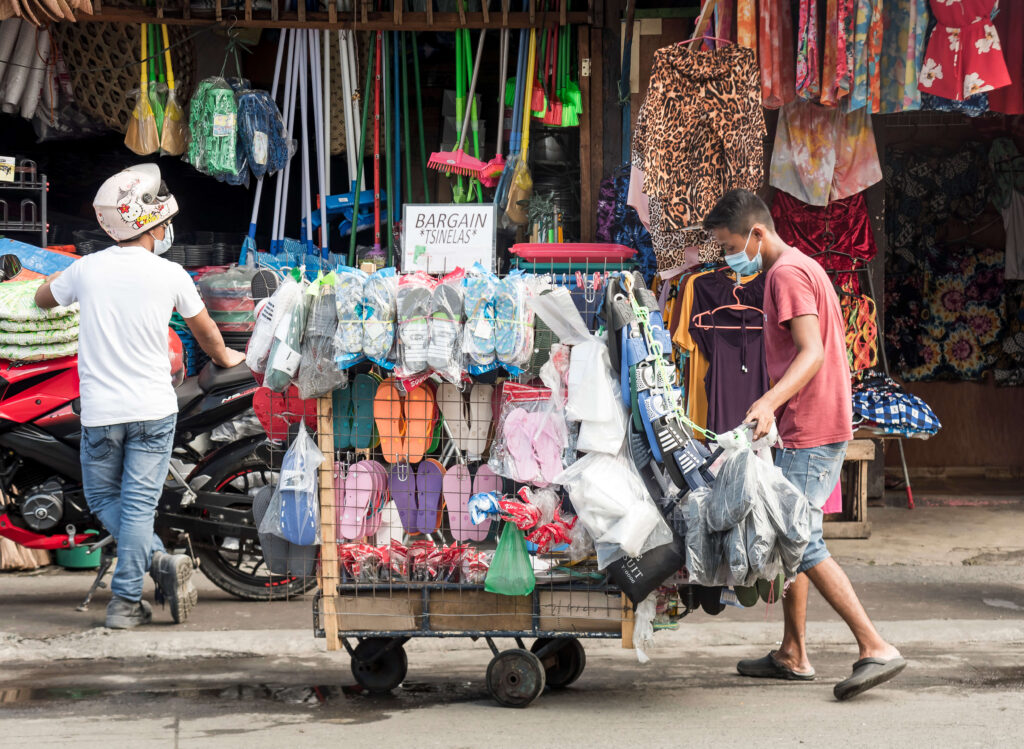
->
xmin=510 ymin=243 xmax=636 ymax=262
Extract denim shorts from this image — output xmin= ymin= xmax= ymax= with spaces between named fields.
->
xmin=774 ymin=441 xmax=847 ymax=574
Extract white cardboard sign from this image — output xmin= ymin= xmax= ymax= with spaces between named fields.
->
xmin=401 ymin=203 xmax=496 ymax=273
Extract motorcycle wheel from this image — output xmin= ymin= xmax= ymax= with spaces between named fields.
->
xmin=190 ymin=444 xmax=318 ymax=601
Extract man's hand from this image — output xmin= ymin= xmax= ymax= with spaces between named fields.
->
xmin=34 ymin=271 xmax=62 ymax=310
xmin=744 ymin=395 xmax=777 ymax=442
xmin=214 ymin=348 xmax=246 ymax=369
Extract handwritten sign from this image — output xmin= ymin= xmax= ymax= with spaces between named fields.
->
xmin=401 ymin=204 xmax=496 ymax=273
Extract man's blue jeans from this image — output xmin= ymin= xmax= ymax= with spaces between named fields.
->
xmin=80 ymin=414 xmax=176 ymax=602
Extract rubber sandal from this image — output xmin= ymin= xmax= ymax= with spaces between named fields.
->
xmin=374 ymin=380 xmax=405 ymax=464
xmin=416 ymin=459 xmax=445 ymax=534
xmin=252 ymin=485 xmax=291 ymax=576
xmin=253 ymin=385 xmax=318 ymax=442
xmin=699 ymin=585 xmax=726 ymax=616
xmin=403 ymin=384 xmax=435 ymax=464
xmin=504 ymin=408 xmax=541 ymax=483
xmin=757 ymin=572 xmax=785 ymax=604
xmin=389 ymin=464 xmax=418 ymax=533
xmin=332 ymin=385 xmax=353 ymax=450
xmin=493 ymin=276 xmax=521 ymax=362
xmin=737 ymin=651 xmax=816 ymax=681
xmin=833 ymin=657 xmax=907 ymax=701
xmin=333 ymin=268 xmax=366 ymax=359
xmin=437 ymin=382 xmax=472 ymax=454
xmin=359 ymin=461 xmax=390 ymax=538
xmin=443 ymin=463 xmax=481 ymax=542
xmin=734 ymin=584 xmax=760 ymax=608
xmin=351 ymin=373 xmax=379 ymax=450
xmin=428 ymin=279 xmax=464 ymax=376
xmin=466 ymin=383 xmax=494 ymax=461
xmin=340 ymin=462 xmax=375 ymax=540
xmin=532 ymin=410 xmax=566 ymax=486
xmin=472 ymin=463 xmax=503 ymax=538
xmin=397 ymin=274 xmax=434 ymax=376
xmin=332 ymin=461 xmax=347 ymax=536
xmin=362 ymin=271 xmax=397 ymax=364
xmin=463 ymin=271 xmax=497 ymax=366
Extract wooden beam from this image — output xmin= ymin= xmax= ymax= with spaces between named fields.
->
xmin=328 ymin=1 xmax=336 ymax=24
xmin=82 ymin=9 xmax=594 ymax=29
xmin=457 ymin=0 xmax=466 ymax=26
xmin=481 ymin=0 xmax=489 ymax=25
xmin=316 ymin=395 xmax=340 ymax=651
xmin=502 ymin=0 xmax=509 ymax=27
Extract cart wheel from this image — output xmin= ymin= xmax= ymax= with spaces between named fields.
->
xmin=531 ymin=638 xmax=586 ymax=689
xmin=350 ymin=638 xmax=408 ymax=693
xmin=486 ymin=648 xmax=546 ymax=708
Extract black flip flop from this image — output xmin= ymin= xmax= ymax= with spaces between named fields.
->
xmin=737 ymin=651 xmax=816 ymax=681
xmin=834 ymin=656 xmax=907 ymax=701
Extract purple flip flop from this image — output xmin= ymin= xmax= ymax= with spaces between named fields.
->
xmin=389 ymin=464 xmax=418 ymax=533
xmin=416 ymin=460 xmax=445 ymax=534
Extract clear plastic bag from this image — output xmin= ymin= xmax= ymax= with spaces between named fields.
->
xmin=684 ymin=487 xmax=727 ymax=586
xmin=494 ymin=272 xmax=534 ymax=372
xmin=761 ymin=462 xmax=812 ymax=578
xmin=484 ymin=522 xmax=535 ymax=596
xmin=297 ymin=273 xmax=347 ymax=399
xmin=332 ymin=266 xmax=368 ymax=369
xmin=361 ymin=268 xmax=397 ymax=368
xmin=247 ymin=276 xmax=301 ymax=374
xmin=488 ymin=385 xmax=567 ymax=487
xmin=187 ymin=76 xmax=239 ymax=177
xmin=744 ymin=490 xmax=780 ymax=580
xmin=236 ymin=87 xmax=291 ymax=179
xmin=259 ymin=424 xmax=324 ymax=545
xmin=197 ymin=265 xmax=258 ymax=333
xmin=463 ymin=263 xmax=498 ymax=370
xmin=427 ymin=269 xmax=465 ymax=385
xmin=571 ymin=337 xmax=629 ymax=456
xmin=725 ymin=518 xmax=756 ymax=587
xmin=554 ymin=447 xmax=674 ymax=568
xmin=264 ymin=278 xmax=309 ymax=392
xmin=706 ymin=444 xmax=762 ymax=532
xmin=395 ymin=271 xmax=436 ymax=378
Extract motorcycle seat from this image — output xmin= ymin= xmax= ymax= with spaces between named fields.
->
xmin=198 ymin=362 xmax=254 ymax=394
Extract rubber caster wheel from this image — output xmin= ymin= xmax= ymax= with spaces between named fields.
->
xmin=351 ymin=638 xmax=408 ymax=693
xmin=531 ymin=638 xmax=586 ymax=689
xmin=486 ymin=648 xmax=546 ymax=708
xmin=700 ymin=586 xmax=726 ymax=615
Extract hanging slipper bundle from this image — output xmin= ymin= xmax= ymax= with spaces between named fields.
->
xmin=125 ymin=26 xmax=160 ymax=156
xmin=237 ymin=86 xmax=290 ymax=180
xmin=159 ymin=24 xmax=187 ymax=156
xmin=187 ymin=76 xmax=239 ymax=177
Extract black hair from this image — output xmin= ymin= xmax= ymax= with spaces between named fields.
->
xmin=702 ymin=189 xmax=775 ymax=236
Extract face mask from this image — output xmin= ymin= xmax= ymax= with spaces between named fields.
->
xmin=724 ymin=227 xmax=763 ymax=276
xmin=152 ymin=223 xmax=174 ymax=256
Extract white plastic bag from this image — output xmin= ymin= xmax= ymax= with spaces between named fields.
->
xmin=247 ymin=276 xmax=300 ymax=374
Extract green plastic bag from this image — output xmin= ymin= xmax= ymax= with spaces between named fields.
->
xmin=484 ymin=522 xmax=535 ymax=596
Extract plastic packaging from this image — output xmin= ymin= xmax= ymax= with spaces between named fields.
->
xmin=187 ymin=76 xmax=239 ymax=177
xmin=197 ymin=265 xmax=258 ymax=333
xmin=484 ymin=522 xmax=535 ymax=596
xmin=706 ymin=445 xmax=759 ymax=532
xmin=333 ymin=266 xmax=367 ymax=368
xmin=297 ymin=274 xmax=347 ymax=399
xmin=494 ymin=272 xmax=534 ymax=372
xmin=684 ymin=487 xmax=726 ymax=586
xmin=362 ymin=269 xmax=398 ymax=368
xmin=554 ymin=447 xmax=674 ymax=568
xmin=761 ymin=461 xmax=812 ymax=578
xmin=744 ymin=490 xmax=781 ymax=580
xmin=395 ymin=271 xmax=436 ymax=378
xmin=264 ymin=279 xmax=309 ymax=392
xmin=247 ymin=276 xmax=301 ymax=374
xmin=462 ymin=263 xmax=498 ymax=369
xmin=236 ymin=87 xmax=291 ymax=179
xmin=633 ymin=593 xmax=657 ymax=664
xmin=488 ymin=384 xmax=568 ymax=487
xmin=427 ymin=269 xmax=465 ymax=384
xmin=259 ymin=424 xmax=324 ymax=545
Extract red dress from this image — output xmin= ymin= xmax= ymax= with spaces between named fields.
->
xmin=917 ymin=0 xmax=1011 ymax=101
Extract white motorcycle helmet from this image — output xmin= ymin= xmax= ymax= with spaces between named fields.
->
xmin=93 ymin=163 xmax=179 ymax=242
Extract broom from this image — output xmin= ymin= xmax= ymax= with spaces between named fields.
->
xmin=427 ymin=28 xmax=487 ymax=178
xmin=159 ymin=24 xmax=188 ymax=155
xmin=125 ymin=26 xmax=160 ymax=155
xmin=478 ymin=27 xmax=510 ymax=188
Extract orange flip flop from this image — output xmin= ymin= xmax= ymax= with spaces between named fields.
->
xmin=374 ymin=380 xmax=405 ymax=464
xmin=403 ymin=384 xmax=436 ymax=463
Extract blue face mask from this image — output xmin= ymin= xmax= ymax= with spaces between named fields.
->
xmin=724 ymin=227 xmax=763 ymax=276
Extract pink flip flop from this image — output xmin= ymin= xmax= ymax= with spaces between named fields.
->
xmin=532 ymin=410 xmax=567 ymax=486
xmin=471 ymin=464 xmax=502 ymax=540
xmin=504 ymin=408 xmax=541 ymax=483
xmin=466 ymin=383 xmax=494 ymax=461
xmin=443 ymin=464 xmax=476 ymax=542
xmin=359 ymin=461 xmax=390 ymax=538
xmin=340 ymin=462 xmax=375 ymax=540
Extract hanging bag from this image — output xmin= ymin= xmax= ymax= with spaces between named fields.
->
xmin=484 ymin=521 xmax=535 ymax=596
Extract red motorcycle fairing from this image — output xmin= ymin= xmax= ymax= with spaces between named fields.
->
xmin=0 ymin=366 xmax=80 ymax=424
xmin=0 ymin=513 xmax=93 ymax=549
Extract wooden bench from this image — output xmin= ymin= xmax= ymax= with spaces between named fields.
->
xmin=822 ymin=439 xmax=874 ymax=540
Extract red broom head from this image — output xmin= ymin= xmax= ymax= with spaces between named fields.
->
xmin=427 ymin=149 xmax=488 ymax=177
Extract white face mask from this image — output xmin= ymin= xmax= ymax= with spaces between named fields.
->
xmin=152 ymin=223 xmax=174 ymax=256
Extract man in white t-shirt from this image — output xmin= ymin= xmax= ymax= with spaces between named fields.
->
xmin=34 ymin=165 xmax=244 ymax=629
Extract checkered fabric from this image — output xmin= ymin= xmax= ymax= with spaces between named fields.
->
xmin=851 ymin=389 xmax=942 ymax=436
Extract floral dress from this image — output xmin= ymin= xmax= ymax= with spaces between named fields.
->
xmin=917 ymin=0 xmax=1011 ymax=101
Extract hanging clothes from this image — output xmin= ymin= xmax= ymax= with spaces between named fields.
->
xmin=988 ymin=0 xmax=1024 ymax=115
xmin=672 ymin=269 xmax=716 ymax=432
xmin=771 ymin=191 xmax=879 ymax=295
xmin=737 ymin=0 xmax=757 ymax=50
xmin=689 ymin=271 xmax=769 ymax=435
xmin=821 ymin=0 xmax=853 ymax=107
xmin=918 ymin=0 xmax=1011 ymax=101
xmin=632 ymin=44 xmax=765 ymax=233
xmin=769 ymin=100 xmax=882 ymax=207
xmin=878 ymin=0 xmax=930 ymax=113
xmin=796 ymin=0 xmax=821 ymax=100
xmin=760 ymin=0 xmax=797 ymax=109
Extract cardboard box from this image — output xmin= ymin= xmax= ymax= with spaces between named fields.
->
xmin=538 ymin=590 xmax=624 ymax=634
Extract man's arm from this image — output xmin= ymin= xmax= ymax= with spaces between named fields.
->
xmin=34 ymin=272 xmax=62 ymax=310
xmin=745 ymin=314 xmax=824 ymax=440
xmin=184 ymin=309 xmax=245 ymax=368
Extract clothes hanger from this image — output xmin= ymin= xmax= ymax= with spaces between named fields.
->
xmin=691 ymin=284 xmax=764 ymax=331
xmin=680 ymin=0 xmax=721 ymax=51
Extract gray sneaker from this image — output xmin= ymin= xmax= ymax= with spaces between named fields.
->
xmin=106 ymin=596 xmax=153 ymax=629
xmin=151 ymin=551 xmax=197 ymax=624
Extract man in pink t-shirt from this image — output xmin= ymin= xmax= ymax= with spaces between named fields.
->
xmin=703 ymin=189 xmax=905 ymax=701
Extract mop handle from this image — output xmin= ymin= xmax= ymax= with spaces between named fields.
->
xmin=521 ymin=29 xmax=536 ymax=156
xmin=348 ymin=30 xmax=377 ymax=265
xmin=456 ymin=28 xmax=486 ymax=154
xmin=249 ymin=28 xmax=289 ymax=235
xmin=495 ymin=28 xmax=508 ymax=154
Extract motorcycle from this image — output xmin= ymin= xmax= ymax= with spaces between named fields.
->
xmin=0 ymin=255 xmax=313 ymax=604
